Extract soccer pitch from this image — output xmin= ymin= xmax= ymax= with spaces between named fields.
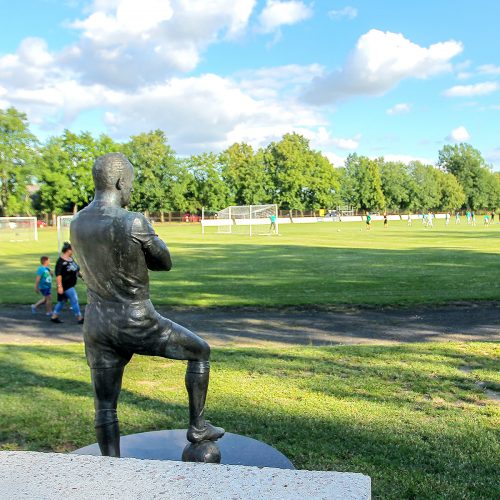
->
xmin=1 ymin=220 xmax=499 ymax=306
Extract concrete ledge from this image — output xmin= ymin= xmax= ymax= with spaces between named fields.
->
xmin=0 ymin=451 xmax=371 ymax=499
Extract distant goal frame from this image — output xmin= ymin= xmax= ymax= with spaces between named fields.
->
xmin=201 ymin=204 xmax=279 ymax=236
xmin=0 ymin=216 xmax=38 ymax=242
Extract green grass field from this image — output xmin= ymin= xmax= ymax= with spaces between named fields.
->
xmin=1 ymin=342 xmax=498 ymax=499
xmin=1 ymin=220 xmax=499 ymax=498
xmin=1 ymin=220 xmax=499 ymax=306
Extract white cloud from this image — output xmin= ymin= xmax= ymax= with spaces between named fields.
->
xmin=447 ymin=126 xmax=470 ymax=142
xmin=0 ymin=30 xmax=329 ymax=153
xmin=301 ymin=126 xmax=360 ymax=151
xmin=237 ymin=63 xmax=324 ymax=99
xmin=303 ymin=29 xmax=463 ymax=105
xmin=322 ymin=151 xmax=346 ymax=167
xmin=386 ymin=103 xmax=410 ymax=115
xmin=71 ymin=0 xmax=174 ymax=40
xmin=65 ymin=0 xmax=257 ymax=88
xmin=328 ymin=6 xmax=357 ymax=20
xmin=478 ymin=64 xmax=500 ymax=75
xmin=485 ymin=148 xmax=500 ymax=170
xmin=258 ymin=1 xmax=313 ymax=33
xmin=99 ymin=72 xmax=325 ymax=153
xmin=381 ymin=154 xmax=435 ymax=165
xmin=444 ymin=82 xmax=499 ymax=97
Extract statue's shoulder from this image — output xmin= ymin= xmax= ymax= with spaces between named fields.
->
xmin=128 ymin=211 xmax=151 ymax=229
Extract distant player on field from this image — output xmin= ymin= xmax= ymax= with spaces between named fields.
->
xmin=269 ymin=214 xmax=277 ymax=234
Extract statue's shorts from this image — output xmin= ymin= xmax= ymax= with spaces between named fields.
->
xmin=84 ymin=299 xmax=208 ymax=368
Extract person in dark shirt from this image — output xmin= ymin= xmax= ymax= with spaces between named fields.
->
xmin=70 ymin=153 xmax=224 ymax=457
xmin=50 ymin=242 xmax=83 ymax=324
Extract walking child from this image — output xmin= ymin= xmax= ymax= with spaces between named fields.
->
xmin=31 ymin=256 xmax=53 ymax=315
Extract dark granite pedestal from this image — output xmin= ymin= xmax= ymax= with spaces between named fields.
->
xmin=73 ymin=430 xmax=295 ymax=469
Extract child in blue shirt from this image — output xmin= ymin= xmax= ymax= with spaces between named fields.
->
xmin=31 ymin=256 xmax=53 ymax=315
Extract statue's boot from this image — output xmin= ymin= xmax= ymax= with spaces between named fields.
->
xmin=187 ymin=421 xmax=225 ymax=444
xmin=185 ymin=361 xmax=225 ymax=443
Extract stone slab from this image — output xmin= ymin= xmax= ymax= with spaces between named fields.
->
xmin=0 ymin=451 xmax=371 ymax=500
xmin=73 ymin=430 xmax=295 ymax=469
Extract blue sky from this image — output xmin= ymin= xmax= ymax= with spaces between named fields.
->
xmin=1 ymin=0 xmax=499 ymax=169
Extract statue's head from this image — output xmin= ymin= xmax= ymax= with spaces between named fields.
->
xmin=93 ymin=153 xmax=134 ymax=207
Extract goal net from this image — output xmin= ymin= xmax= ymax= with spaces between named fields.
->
xmin=0 ymin=217 xmax=38 ymax=242
xmin=202 ymin=204 xmax=279 ymax=236
xmin=57 ymin=215 xmax=73 ymax=251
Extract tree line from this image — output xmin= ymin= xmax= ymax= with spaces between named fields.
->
xmin=1 ymin=106 xmax=499 ymax=218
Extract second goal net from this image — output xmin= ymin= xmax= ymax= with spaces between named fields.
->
xmin=202 ymin=204 xmax=279 ymax=236
xmin=0 ymin=217 xmax=38 ymax=242
xmin=57 ymin=215 xmax=73 ymax=251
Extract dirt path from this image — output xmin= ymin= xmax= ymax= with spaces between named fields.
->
xmin=1 ymin=302 xmax=498 ymax=346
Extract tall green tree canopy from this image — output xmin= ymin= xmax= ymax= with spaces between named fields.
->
xmin=343 ymin=154 xmax=385 ymax=211
xmin=124 ymin=130 xmax=184 ymax=214
xmin=379 ymin=161 xmax=411 ymax=211
xmin=0 ymin=107 xmax=38 ymax=216
xmin=38 ymin=131 xmax=120 ymax=214
xmin=2 ymin=106 xmax=499 ymax=216
xmin=220 ymin=143 xmax=270 ymax=205
xmin=435 ymin=170 xmax=466 ymax=211
xmin=407 ymin=161 xmax=441 ymax=211
xmin=185 ymin=152 xmax=230 ymax=211
xmin=264 ymin=133 xmax=339 ymax=210
xmin=438 ymin=143 xmax=494 ymax=209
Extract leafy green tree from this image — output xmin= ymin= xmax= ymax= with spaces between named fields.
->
xmin=263 ymin=132 xmax=340 ymax=210
xmin=478 ymin=168 xmax=500 ymax=210
xmin=263 ymin=133 xmax=310 ymax=210
xmin=37 ymin=137 xmax=76 ymax=217
xmin=407 ymin=162 xmax=441 ymax=211
xmin=0 ymin=107 xmax=38 ymax=216
xmin=435 ymin=170 xmax=466 ymax=211
xmin=185 ymin=152 xmax=230 ymax=211
xmin=438 ymin=144 xmax=493 ymax=209
xmin=300 ymin=151 xmax=341 ymax=209
xmin=343 ymin=154 xmax=385 ymax=211
xmin=220 ymin=143 xmax=270 ymax=205
xmin=124 ymin=130 xmax=185 ymax=215
xmin=38 ymin=131 xmax=120 ymax=216
xmin=491 ymin=173 xmax=500 ymax=209
xmin=379 ymin=161 xmax=411 ymax=211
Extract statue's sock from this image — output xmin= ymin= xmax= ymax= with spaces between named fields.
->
xmin=186 ymin=361 xmax=210 ymax=429
xmin=95 ymin=409 xmax=120 ymax=457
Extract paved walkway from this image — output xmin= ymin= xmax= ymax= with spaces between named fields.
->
xmin=1 ymin=303 xmax=498 ymax=346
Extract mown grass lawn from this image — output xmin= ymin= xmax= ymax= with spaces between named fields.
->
xmin=1 ymin=342 xmax=498 ymax=499
xmin=1 ymin=220 xmax=500 ymax=306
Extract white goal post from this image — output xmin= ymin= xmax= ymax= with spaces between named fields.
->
xmin=0 ymin=217 xmax=38 ymax=242
xmin=202 ymin=204 xmax=279 ymax=236
xmin=57 ymin=215 xmax=74 ymax=251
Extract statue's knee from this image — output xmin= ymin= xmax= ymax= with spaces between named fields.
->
xmin=198 ymin=339 xmax=210 ymax=361
xmin=95 ymin=408 xmax=118 ymax=428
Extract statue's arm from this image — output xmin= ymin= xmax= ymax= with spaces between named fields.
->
xmin=132 ymin=215 xmax=172 ymax=271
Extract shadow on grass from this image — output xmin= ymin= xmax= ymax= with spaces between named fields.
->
xmin=1 ymin=242 xmax=500 ymax=306
xmin=0 ymin=343 xmax=498 ymax=498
